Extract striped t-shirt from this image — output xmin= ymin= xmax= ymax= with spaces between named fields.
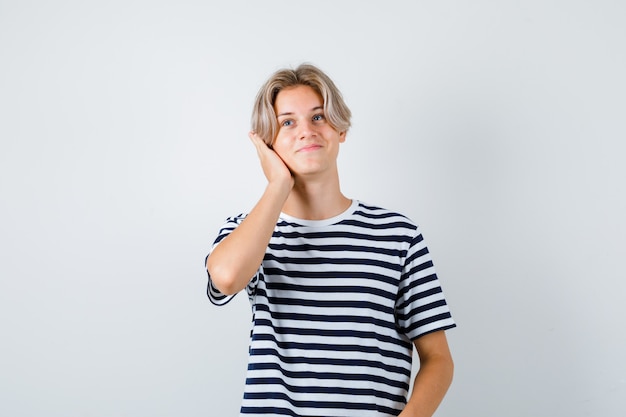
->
xmin=206 ymin=200 xmax=455 ymax=416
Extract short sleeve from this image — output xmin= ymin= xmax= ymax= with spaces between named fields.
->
xmin=205 ymin=214 xmax=260 ymax=306
xmin=395 ymin=226 xmax=456 ymax=340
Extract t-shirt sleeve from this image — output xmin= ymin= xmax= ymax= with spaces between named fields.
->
xmin=395 ymin=226 xmax=456 ymax=340
xmin=205 ymin=214 xmax=260 ymax=306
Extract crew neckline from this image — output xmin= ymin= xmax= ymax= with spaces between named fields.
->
xmin=279 ymin=199 xmax=358 ymax=227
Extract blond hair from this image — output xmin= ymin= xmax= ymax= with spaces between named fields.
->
xmin=251 ymin=64 xmax=352 ymax=145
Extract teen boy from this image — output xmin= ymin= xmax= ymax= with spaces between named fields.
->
xmin=206 ymin=64 xmax=455 ymax=417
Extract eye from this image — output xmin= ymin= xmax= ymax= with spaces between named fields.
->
xmin=280 ymin=119 xmax=293 ymax=127
xmin=312 ymin=113 xmax=325 ymax=122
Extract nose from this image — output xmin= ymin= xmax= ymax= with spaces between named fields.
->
xmin=297 ymin=119 xmax=315 ymax=140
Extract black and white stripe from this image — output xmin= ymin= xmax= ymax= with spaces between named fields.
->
xmin=207 ymin=200 xmax=455 ymax=416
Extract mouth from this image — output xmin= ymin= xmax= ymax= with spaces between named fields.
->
xmin=297 ymin=144 xmax=322 ymax=152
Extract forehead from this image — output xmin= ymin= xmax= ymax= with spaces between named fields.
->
xmin=274 ymin=85 xmax=323 ymax=114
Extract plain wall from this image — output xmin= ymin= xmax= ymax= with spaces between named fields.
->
xmin=1 ymin=1 xmax=625 ymax=416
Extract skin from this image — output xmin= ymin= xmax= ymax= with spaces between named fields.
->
xmin=400 ymin=332 xmax=454 ymax=417
xmin=206 ymin=84 xmax=453 ymax=416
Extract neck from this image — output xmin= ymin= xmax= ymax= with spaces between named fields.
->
xmin=282 ymin=175 xmax=351 ymax=220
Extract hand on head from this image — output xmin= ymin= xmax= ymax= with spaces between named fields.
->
xmin=249 ymin=131 xmax=294 ymax=190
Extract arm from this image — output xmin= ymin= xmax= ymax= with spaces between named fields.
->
xmin=206 ymin=132 xmax=294 ymax=295
xmin=399 ymin=330 xmax=454 ymax=417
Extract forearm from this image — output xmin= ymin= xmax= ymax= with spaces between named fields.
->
xmin=206 ymin=181 xmax=291 ymax=294
xmin=399 ymin=354 xmax=454 ymax=417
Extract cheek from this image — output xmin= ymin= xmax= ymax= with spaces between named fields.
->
xmin=272 ymin=130 xmax=291 ymax=147
xmin=271 ymin=139 xmax=289 ymax=158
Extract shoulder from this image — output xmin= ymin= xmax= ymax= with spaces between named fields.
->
xmin=353 ymin=201 xmax=417 ymax=229
xmin=214 ymin=213 xmax=249 ymax=238
xmin=223 ymin=212 xmax=248 ymax=225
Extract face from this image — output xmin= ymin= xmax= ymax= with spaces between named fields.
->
xmin=272 ymin=85 xmax=346 ymax=178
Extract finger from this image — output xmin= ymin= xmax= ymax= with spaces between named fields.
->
xmin=249 ymin=131 xmax=264 ymax=144
xmin=249 ymin=131 xmax=266 ymax=152
xmin=250 ymin=131 xmax=274 ymax=149
xmin=248 ymin=131 xmax=264 ymax=155
xmin=248 ymin=131 xmax=258 ymax=145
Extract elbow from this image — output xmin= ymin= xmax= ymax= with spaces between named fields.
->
xmin=446 ymin=355 xmax=455 ymax=386
xmin=437 ymin=347 xmax=455 ymax=384
xmin=441 ymin=351 xmax=455 ymax=389
xmin=426 ymin=352 xmax=454 ymax=393
xmin=206 ymin=258 xmax=246 ymax=296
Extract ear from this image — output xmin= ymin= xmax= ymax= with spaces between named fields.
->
xmin=339 ymin=131 xmax=347 ymax=143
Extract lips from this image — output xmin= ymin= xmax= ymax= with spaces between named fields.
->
xmin=297 ymin=144 xmax=322 ymax=152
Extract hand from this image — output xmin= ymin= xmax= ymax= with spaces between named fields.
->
xmin=249 ymin=131 xmax=294 ymax=190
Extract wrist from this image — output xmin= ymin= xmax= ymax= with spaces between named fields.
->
xmin=265 ymin=179 xmax=292 ymax=201
xmin=268 ymin=176 xmax=293 ymax=193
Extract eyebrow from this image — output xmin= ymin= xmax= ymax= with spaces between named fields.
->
xmin=277 ymin=106 xmax=324 ymax=118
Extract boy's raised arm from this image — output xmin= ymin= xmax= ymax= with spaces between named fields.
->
xmin=206 ymin=132 xmax=293 ymax=295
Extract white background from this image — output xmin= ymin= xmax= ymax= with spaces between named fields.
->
xmin=1 ymin=1 xmax=625 ymax=416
